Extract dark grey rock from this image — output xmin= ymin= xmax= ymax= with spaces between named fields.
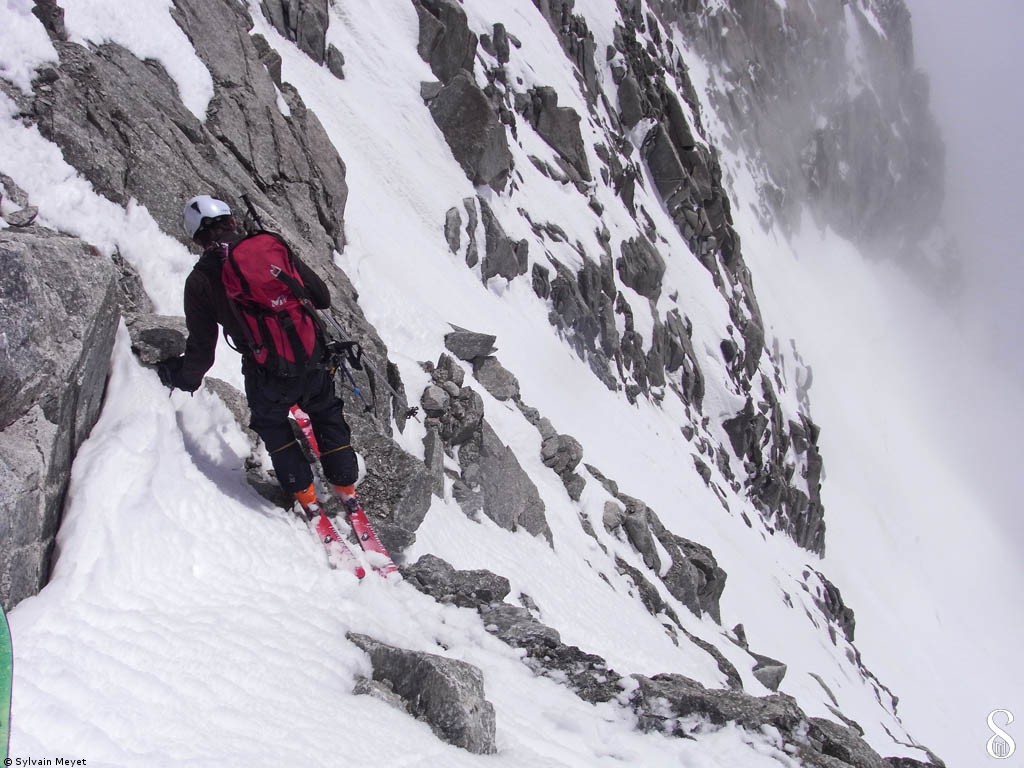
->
xmin=259 ymin=0 xmax=329 ymax=64
xmin=472 ymin=356 xmax=519 ymax=401
xmin=523 ymin=86 xmax=591 ymax=181
xmin=479 ymin=602 xmax=625 ymax=704
xmin=620 ymin=497 xmax=661 ymax=571
xmin=631 ymin=673 xmax=804 ymax=735
xmin=473 ymin=421 xmax=551 ymax=542
xmin=618 ymin=74 xmax=644 ymax=128
xmin=751 ymin=652 xmax=787 ymax=692
xmin=326 ymin=43 xmax=345 ymax=79
xmin=492 ymin=23 xmax=511 ymax=64
xmin=352 ymin=676 xmax=408 ymax=711
xmin=805 ymin=717 xmax=887 ymax=768
xmin=615 ymin=556 xmax=675 ymax=623
xmin=35 ymin=2 xmax=347 ymax=254
xmin=562 ymin=471 xmax=585 ymax=501
xmin=125 ymin=314 xmax=187 ymax=364
xmin=348 ymin=632 xmax=497 ymax=754
xmin=540 ymin=433 xmax=584 ymax=476
xmin=602 ymin=500 xmax=624 ymax=531
xmin=404 ymin=554 xmax=511 ymax=608
xmin=479 ymin=198 xmax=528 ymax=282
xmin=412 ymin=0 xmax=478 ymax=84
xmin=479 ymin=602 xmax=561 ymax=647
xmin=3 ymin=207 xmax=38 ymax=227
xmin=31 ymin=0 xmax=67 ymax=41
xmin=444 ymin=206 xmax=461 ymax=253
xmin=427 ymin=71 xmax=513 ymax=192
xmin=617 ymin=235 xmax=666 ymax=301
xmin=641 ymin=123 xmax=692 ymax=213
xmin=444 ymin=326 xmax=496 ymax=361
xmin=423 ymin=427 xmax=445 ymax=497
xmin=807 ymin=569 xmax=856 ymax=643
xmin=421 ymin=385 xmax=450 ymax=414
xmin=441 ymin=387 xmax=484 ymax=446
xmin=432 ymin=352 xmax=466 ymax=388
xmin=0 ymin=174 xmax=29 ymax=208
xmin=250 ymin=33 xmax=283 ymax=87
xmin=0 ymin=227 xmax=120 ymax=609
xmin=462 ymin=197 xmax=479 ymax=267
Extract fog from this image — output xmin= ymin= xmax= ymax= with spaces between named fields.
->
xmin=904 ymin=0 xmax=1024 ymax=382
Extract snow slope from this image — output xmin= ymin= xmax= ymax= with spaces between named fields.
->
xmin=1 ymin=1 xmax=1020 ymax=766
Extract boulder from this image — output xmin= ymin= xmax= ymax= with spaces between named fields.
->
xmin=412 ymin=0 xmax=478 ymax=84
xmin=477 ymin=197 xmax=529 ymax=283
xmin=751 ymin=652 xmax=788 ymax=692
xmin=524 ymin=86 xmax=592 ymax=181
xmin=631 ymin=673 xmax=804 ymax=735
xmin=125 ymin=314 xmax=187 ymax=364
xmin=348 ymin=632 xmax=497 ymax=754
xmin=403 ymin=554 xmax=511 ymax=608
xmin=469 ymin=421 xmax=551 ymax=543
xmin=472 ymin=356 xmax=520 ymax=401
xmin=444 ymin=326 xmax=496 ymax=361
xmin=540 ymin=433 xmax=584 ymax=476
xmin=617 ymin=235 xmax=666 ymax=301
xmin=259 ymin=0 xmax=329 ymax=64
xmin=427 ymin=71 xmax=513 ymax=192
xmin=444 ymin=206 xmax=461 ymax=253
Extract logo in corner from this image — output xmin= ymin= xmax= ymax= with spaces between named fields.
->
xmin=987 ymin=709 xmax=1016 ymax=759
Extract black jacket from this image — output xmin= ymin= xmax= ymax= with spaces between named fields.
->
xmin=179 ymin=240 xmax=331 ymax=391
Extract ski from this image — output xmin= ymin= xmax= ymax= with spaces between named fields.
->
xmin=289 ymin=404 xmax=320 ymax=455
xmin=341 ymin=496 xmax=400 ymax=577
xmin=1 ymin=603 xmax=12 ymax=760
xmin=312 ymin=511 xmax=366 ymax=579
xmin=290 ymin=404 xmax=399 ymax=578
xmin=289 ymin=405 xmax=363 ymax=575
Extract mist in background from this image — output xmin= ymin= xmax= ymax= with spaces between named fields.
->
xmin=904 ymin=0 xmax=1024 ymax=381
xmin=897 ymin=0 xmax=1024 ymax=548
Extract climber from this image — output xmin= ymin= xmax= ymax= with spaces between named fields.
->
xmin=157 ymin=194 xmax=358 ymax=518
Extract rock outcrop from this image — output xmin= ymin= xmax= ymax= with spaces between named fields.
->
xmin=404 ymin=553 xmax=926 ymax=768
xmin=348 ymin=632 xmax=497 ymax=754
xmin=0 ymin=227 xmax=120 ymax=609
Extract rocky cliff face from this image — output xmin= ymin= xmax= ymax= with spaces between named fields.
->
xmin=0 ymin=0 xmax=946 ymax=763
xmin=0 ymin=0 xmax=425 ymax=608
xmin=660 ymin=0 xmax=945 ymax=259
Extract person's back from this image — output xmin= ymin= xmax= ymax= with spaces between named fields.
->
xmin=159 ymin=195 xmax=358 ymax=516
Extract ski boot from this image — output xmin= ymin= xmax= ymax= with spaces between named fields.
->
xmin=294 ymin=482 xmax=325 ymax=521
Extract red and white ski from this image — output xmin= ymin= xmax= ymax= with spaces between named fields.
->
xmin=312 ymin=511 xmax=366 ymax=579
xmin=340 ymin=495 xmax=400 ymax=578
xmin=290 ymin=405 xmax=320 ymax=454
xmin=290 ymin=404 xmax=399 ymax=578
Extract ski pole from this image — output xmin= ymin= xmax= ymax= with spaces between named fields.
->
xmin=240 ymin=192 xmax=265 ymax=231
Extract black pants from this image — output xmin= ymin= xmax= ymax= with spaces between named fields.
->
xmin=244 ymin=362 xmax=358 ymax=495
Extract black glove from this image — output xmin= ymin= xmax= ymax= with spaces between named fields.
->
xmin=156 ymin=355 xmax=196 ymax=393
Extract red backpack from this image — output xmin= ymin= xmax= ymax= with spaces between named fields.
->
xmin=221 ymin=232 xmax=325 ymax=376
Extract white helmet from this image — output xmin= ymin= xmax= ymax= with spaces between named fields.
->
xmin=182 ymin=195 xmax=232 ymax=239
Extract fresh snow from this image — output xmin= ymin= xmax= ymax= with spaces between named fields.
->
xmin=61 ymin=0 xmax=214 ymax=120
xmin=2 ymin=1 xmax=1021 ymax=767
xmin=0 ymin=0 xmax=56 ymax=92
